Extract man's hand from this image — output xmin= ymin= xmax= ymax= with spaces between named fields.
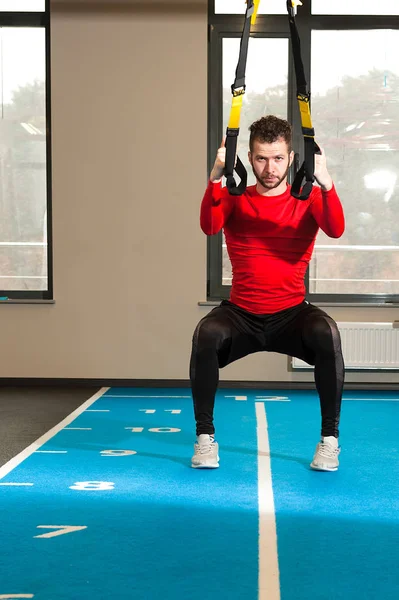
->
xmin=210 ymin=138 xmax=226 ymax=183
xmin=314 ymin=147 xmax=333 ymax=191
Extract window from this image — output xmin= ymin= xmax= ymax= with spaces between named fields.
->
xmin=207 ymin=2 xmax=399 ymax=305
xmin=0 ymin=1 xmax=45 ymax=10
xmin=215 ymin=0 xmax=285 ymax=15
xmin=312 ymin=0 xmax=399 ymax=16
xmin=311 ymin=29 xmax=399 ymax=295
xmin=0 ymin=1 xmax=51 ymax=299
xmin=222 ymin=37 xmax=289 ymax=286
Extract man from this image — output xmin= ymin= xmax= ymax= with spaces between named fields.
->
xmin=190 ymin=115 xmax=345 ymax=471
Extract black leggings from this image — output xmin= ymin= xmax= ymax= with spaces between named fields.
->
xmin=190 ymin=300 xmax=344 ymax=438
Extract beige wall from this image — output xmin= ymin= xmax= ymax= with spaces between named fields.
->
xmin=1 ymin=0 xmax=398 ymax=384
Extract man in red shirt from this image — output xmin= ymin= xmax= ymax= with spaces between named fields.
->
xmin=190 ymin=115 xmax=345 ymax=471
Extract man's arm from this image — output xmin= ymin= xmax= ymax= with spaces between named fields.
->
xmin=200 ymin=139 xmax=235 ymax=235
xmin=310 ymin=147 xmax=345 ymax=238
xmin=313 ymin=147 xmax=333 ymax=192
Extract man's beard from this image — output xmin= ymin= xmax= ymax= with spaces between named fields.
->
xmin=252 ymin=163 xmax=290 ymax=191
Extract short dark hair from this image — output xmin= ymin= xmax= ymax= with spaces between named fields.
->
xmin=249 ymin=115 xmax=292 ymax=152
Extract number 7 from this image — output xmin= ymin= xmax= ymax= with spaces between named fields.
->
xmin=34 ymin=525 xmax=87 ymax=539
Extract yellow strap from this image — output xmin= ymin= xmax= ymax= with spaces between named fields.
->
xmin=298 ymin=96 xmax=313 ymax=132
xmin=289 ymin=0 xmax=303 ymax=8
xmin=227 ymin=2 xmax=259 ymax=130
xmin=251 ymin=0 xmax=261 ymax=25
xmin=228 ymin=93 xmax=244 ymax=129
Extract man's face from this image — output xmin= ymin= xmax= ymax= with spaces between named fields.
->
xmin=248 ymin=137 xmax=294 ymax=192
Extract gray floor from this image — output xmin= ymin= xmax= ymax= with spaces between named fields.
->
xmin=0 ymin=386 xmax=100 ymax=467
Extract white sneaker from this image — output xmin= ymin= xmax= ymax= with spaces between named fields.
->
xmin=191 ymin=434 xmax=219 ymax=469
xmin=310 ymin=436 xmax=340 ymax=471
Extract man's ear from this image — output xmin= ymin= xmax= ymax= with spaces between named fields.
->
xmin=289 ymin=150 xmax=294 ymax=166
xmin=248 ymin=151 xmax=253 ymax=166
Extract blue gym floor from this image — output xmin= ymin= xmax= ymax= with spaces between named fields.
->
xmin=0 ymin=387 xmax=398 ymax=599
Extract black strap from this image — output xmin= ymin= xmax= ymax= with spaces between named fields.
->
xmin=224 ymin=0 xmax=255 ymax=196
xmin=287 ymin=1 xmax=320 ymax=201
xmin=224 ymin=131 xmax=247 ymax=196
xmin=232 ymin=2 xmax=254 ymax=90
xmin=291 ymin=137 xmax=321 ymax=200
xmin=287 ymin=2 xmax=307 ymax=96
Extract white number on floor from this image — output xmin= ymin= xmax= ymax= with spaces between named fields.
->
xmin=138 ymin=409 xmax=182 ymax=414
xmin=0 ymin=596 xmax=34 ymax=599
xmin=256 ymin=396 xmax=289 ymax=401
xmin=34 ymin=525 xmax=87 ymax=539
xmin=148 ymin=428 xmax=181 ymax=433
xmin=125 ymin=427 xmax=181 ymax=433
xmin=69 ymin=481 xmax=114 ymax=491
xmin=100 ymin=450 xmax=137 ymax=456
xmin=125 ymin=427 xmax=144 ymax=432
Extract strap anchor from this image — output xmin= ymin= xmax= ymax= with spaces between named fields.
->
xmin=232 ymin=86 xmax=246 ymax=97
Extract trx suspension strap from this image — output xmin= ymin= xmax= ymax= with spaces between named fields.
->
xmin=287 ymin=0 xmax=320 ymax=200
xmin=224 ymin=0 xmax=260 ymax=196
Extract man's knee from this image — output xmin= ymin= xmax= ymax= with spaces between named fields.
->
xmin=304 ymin=315 xmax=341 ymax=356
xmin=192 ymin=317 xmax=232 ymax=352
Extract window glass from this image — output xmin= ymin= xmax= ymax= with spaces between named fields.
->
xmin=222 ymin=37 xmax=289 ymax=285
xmin=0 ymin=1 xmax=45 ymax=10
xmin=311 ymin=29 xmax=399 ymax=294
xmin=312 ymin=0 xmax=399 ymax=15
xmin=0 ymin=28 xmax=47 ymax=291
xmin=215 ymin=0 xmax=285 ymax=15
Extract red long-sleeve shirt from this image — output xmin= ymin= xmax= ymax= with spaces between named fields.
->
xmin=201 ymin=181 xmax=345 ymax=314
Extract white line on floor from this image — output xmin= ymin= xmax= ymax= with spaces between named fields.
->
xmin=85 ymin=409 xmax=110 ymax=412
xmin=256 ymin=396 xmax=290 ymax=401
xmin=255 ymin=402 xmax=280 ymax=600
xmin=343 ymin=397 xmax=399 ymax=401
xmin=64 ymin=427 xmax=92 ymax=431
xmin=0 ymin=387 xmax=109 ymax=481
xmin=0 ymin=594 xmax=34 ymax=598
xmin=104 ymin=395 xmax=191 ymax=398
xmin=35 ymin=451 xmax=68 ymax=454
xmin=0 ymin=482 xmax=33 ymax=486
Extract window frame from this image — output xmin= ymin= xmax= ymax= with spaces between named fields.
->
xmin=0 ymin=0 xmax=53 ymax=300
xmin=207 ymin=1 xmax=399 ymax=306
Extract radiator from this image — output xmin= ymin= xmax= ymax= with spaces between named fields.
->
xmin=292 ymin=322 xmax=399 ymax=370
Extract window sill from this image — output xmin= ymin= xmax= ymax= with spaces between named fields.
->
xmin=198 ymin=301 xmax=399 ymax=308
xmin=0 ymin=299 xmax=55 ymax=305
